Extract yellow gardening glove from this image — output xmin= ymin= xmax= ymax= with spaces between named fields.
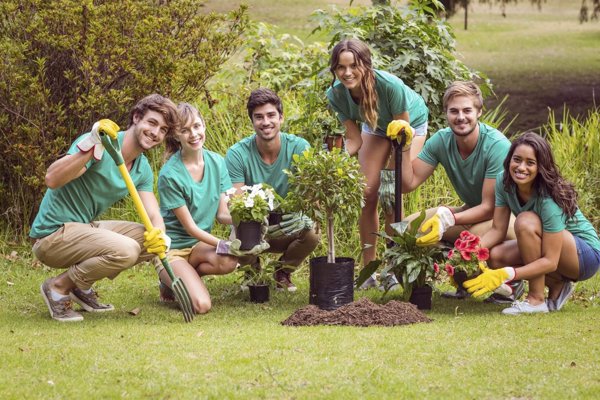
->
xmin=463 ymin=265 xmax=516 ymax=298
xmin=416 ymin=206 xmax=455 ymax=246
xmin=77 ymin=119 xmax=120 ymax=160
xmin=143 ymin=227 xmax=171 ymax=257
xmin=386 ymin=120 xmax=413 ymax=150
xmin=97 ymin=118 xmax=120 ymax=139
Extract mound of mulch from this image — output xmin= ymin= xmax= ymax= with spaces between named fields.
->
xmin=281 ymin=297 xmax=432 ymax=327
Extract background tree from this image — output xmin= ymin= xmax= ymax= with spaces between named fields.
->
xmin=0 ymin=0 xmax=249 ymax=234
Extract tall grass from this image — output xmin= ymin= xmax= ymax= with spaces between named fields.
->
xmin=545 ymin=108 xmax=600 ymax=229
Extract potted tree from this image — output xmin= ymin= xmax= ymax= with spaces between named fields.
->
xmin=225 ymin=184 xmax=275 ymax=250
xmin=356 ymin=211 xmax=446 ymax=310
xmin=285 ymin=147 xmax=366 ymax=310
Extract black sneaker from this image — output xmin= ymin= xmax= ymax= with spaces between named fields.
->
xmin=40 ymin=279 xmax=84 ymax=322
xmin=441 ymin=286 xmax=470 ymax=299
xmin=485 ymin=280 xmax=525 ymax=304
xmin=70 ymin=287 xmax=115 ymax=312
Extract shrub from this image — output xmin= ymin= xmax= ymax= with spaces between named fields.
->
xmin=311 ymin=0 xmax=492 ymax=131
xmin=0 ymin=0 xmax=249 ymax=234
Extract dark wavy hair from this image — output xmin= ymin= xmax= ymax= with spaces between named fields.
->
xmin=503 ymin=131 xmax=578 ymax=219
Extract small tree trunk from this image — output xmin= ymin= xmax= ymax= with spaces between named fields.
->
xmin=327 ymin=212 xmax=335 ymax=263
xmin=463 ymin=0 xmax=468 ymax=30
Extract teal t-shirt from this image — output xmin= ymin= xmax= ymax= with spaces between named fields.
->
xmin=418 ymin=122 xmax=510 ymax=208
xmin=158 ymin=150 xmax=232 ymax=250
xmin=326 ymin=69 xmax=428 ymax=134
xmin=225 ymin=132 xmax=310 ymax=197
xmin=495 ymin=172 xmax=600 ymax=250
xmin=30 ymin=131 xmax=153 ymax=238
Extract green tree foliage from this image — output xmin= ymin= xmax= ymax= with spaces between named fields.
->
xmin=312 ymin=0 xmax=491 ymax=130
xmin=0 ymin=0 xmax=249 ymax=233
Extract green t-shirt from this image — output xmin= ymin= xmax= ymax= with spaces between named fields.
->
xmin=326 ymin=69 xmax=428 ymax=134
xmin=225 ymin=132 xmax=310 ymax=197
xmin=495 ymin=172 xmax=600 ymax=250
xmin=418 ymin=122 xmax=510 ymax=208
xmin=158 ymin=150 xmax=232 ymax=250
xmin=30 ymin=131 xmax=153 ymax=238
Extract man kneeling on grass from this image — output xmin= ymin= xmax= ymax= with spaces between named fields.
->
xmin=29 ymin=94 xmax=178 ymax=322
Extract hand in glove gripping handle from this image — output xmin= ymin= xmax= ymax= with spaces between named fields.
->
xmin=267 ymin=212 xmax=314 ymax=238
xmin=216 ymin=239 xmax=270 ymax=257
xmin=77 ymin=119 xmax=120 ymax=160
xmin=143 ymin=227 xmax=171 ymax=257
xmin=463 ymin=264 xmax=516 ymax=298
xmin=416 ymin=206 xmax=455 ymax=246
xmin=386 ymin=120 xmax=413 ymax=151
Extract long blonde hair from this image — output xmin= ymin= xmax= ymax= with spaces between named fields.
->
xmin=330 ymin=38 xmax=378 ymax=130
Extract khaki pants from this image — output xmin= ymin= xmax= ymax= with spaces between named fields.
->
xmin=32 ymin=221 xmax=155 ymax=290
xmin=238 ymin=228 xmax=320 ymax=271
xmin=404 ymin=206 xmax=517 ymax=243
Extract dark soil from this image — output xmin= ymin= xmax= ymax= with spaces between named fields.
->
xmin=486 ymin=76 xmax=600 ymax=136
xmin=281 ymin=297 xmax=432 ymax=327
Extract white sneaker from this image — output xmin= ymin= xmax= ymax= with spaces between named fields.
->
xmin=502 ymin=300 xmax=549 ymax=315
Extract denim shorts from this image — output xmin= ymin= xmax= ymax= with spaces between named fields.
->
xmin=362 ymin=121 xmax=428 ymax=138
xmin=574 ymin=235 xmax=600 ymax=281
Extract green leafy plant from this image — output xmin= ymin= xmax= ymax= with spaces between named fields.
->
xmin=285 ymin=148 xmax=366 ymax=263
xmin=356 ymin=211 xmax=445 ymax=300
xmin=225 ymin=184 xmax=276 ymax=226
xmin=311 ymin=0 xmax=491 ymax=132
xmin=238 ymin=258 xmax=278 ymax=286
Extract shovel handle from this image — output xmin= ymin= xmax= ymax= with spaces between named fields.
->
xmin=393 ymin=134 xmax=406 ymax=224
xmin=100 ymin=133 xmax=166 ymax=260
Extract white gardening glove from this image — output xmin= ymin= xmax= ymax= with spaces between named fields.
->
xmin=77 ymin=119 xmax=120 ymax=160
xmin=416 ymin=206 xmax=455 ymax=246
xmin=216 ymin=239 xmax=270 ymax=257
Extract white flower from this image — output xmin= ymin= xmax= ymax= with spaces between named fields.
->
xmin=225 ymin=187 xmax=237 ymax=196
xmin=244 ymin=197 xmax=254 ymax=208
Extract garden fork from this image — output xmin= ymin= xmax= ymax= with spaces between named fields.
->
xmin=393 ymin=134 xmax=407 ymax=224
xmin=100 ymin=129 xmax=194 ymax=322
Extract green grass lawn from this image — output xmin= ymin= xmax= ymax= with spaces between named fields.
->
xmin=2 ymin=248 xmax=600 ymax=398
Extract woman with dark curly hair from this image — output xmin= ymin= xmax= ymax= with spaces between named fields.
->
xmin=464 ymin=132 xmax=600 ymax=314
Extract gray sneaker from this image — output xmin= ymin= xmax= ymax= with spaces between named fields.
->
xmin=40 ymin=279 xmax=83 ymax=322
xmin=379 ymin=273 xmax=401 ymax=292
xmin=70 ymin=287 xmax=114 ymax=312
xmin=553 ymin=281 xmax=575 ymax=311
xmin=357 ymin=273 xmax=378 ymax=290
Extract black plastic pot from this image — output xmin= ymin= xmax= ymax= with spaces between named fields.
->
xmin=235 ymin=220 xmax=262 ymax=250
xmin=268 ymin=211 xmax=283 ymax=226
xmin=409 ymin=284 xmax=433 ymax=310
xmin=309 ymin=256 xmax=354 ymax=310
xmin=248 ymin=284 xmax=270 ymax=303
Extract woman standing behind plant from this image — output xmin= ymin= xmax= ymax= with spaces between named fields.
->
xmin=326 ymin=38 xmax=429 ymax=287
xmin=464 ymin=132 xmax=600 ymax=314
xmin=157 ymin=103 xmax=265 ymax=314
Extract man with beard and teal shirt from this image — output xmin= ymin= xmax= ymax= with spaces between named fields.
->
xmin=398 ymin=81 xmax=521 ymax=302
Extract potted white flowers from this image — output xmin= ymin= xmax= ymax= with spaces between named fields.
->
xmin=225 ymin=184 xmax=276 ymax=250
